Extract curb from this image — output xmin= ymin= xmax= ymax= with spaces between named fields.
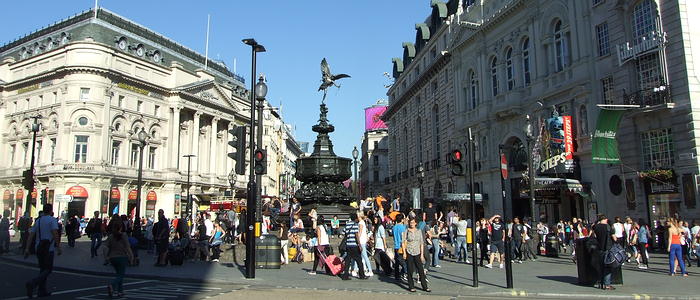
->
xmin=2 ymin=255 xmax=696 ymax=300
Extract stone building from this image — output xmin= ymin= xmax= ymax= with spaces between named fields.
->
xmin=359 ymin=103 xmax=390 ymax=199
xmin=387 ymin=0 xmax=700 ymax=225
xmin=0 ymin=8 xmax=251 ymax=219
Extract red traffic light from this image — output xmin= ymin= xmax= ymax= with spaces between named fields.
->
xmin=450 ymin=150 xmax=463 ymax=162
xmin=254 ymin=149 xmax=265 ymax=162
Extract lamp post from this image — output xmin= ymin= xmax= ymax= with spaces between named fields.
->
xmin=417 ymin=162 xmax=425 ymax=212
xmin=183 ymin=154 xmax=195 ymax=224
xmin=24 ymin=116 xmax=41 ymax=216
xmin=525 ymin=115 xmax=536 ymax=223
xmin=352 ymin=146 xmax=359 ymax=199
xmin=242 ymin=38 xmax=265 ymax=279
xmin=255 ymin=75 xmax=268 ymax=221
xmin=134 ymin=128 xmax=150 ymax=223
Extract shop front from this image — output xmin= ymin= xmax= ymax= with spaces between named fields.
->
xmin=15 ymin=189 xmax=24 ymax=220
xmin=2 ymin=190 xmax=10 ymax=212
xmin=109 ymin=188 xmax=121 ymax=216
xmin=65 ymin=186 xmax=88 ymax=218
xmin=127 ymin=189 xmax=138 ymax=217
xmin=643 ymin=172 xmax=681 ymax=228
xmin=145 ymin=190 xmax=157 ymax=218
xmin=533 ymin=178 xmax=588 ymax=223
xmin=440 ymin=193 xmax=484 ymax=220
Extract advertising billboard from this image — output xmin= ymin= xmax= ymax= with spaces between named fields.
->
xmin=365 ymin=106 xmax=388 ymax=131
xmin=539 ymin=115 xmax=575 ymax=174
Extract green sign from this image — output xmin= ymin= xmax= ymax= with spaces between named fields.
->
xmin=592 ymin=109 xmax=625 ymax=164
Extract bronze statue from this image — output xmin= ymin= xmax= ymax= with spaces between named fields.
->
xmin=318 ymin=58 xmax=350 ymax=103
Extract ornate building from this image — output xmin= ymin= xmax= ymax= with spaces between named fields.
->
xmin=0 ymin=8 xmax=251 ymax=219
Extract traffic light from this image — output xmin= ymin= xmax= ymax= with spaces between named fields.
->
xmin=40 ymin=189 xmax=47 ymax=205
xmin=449 ymin=149 xmax=465 ymax=176
xmin=228 ymin=126 xmax=247 ymax=175
xmin=22 ymin=169 xmax=33 ymax=190
xmin=254 ymin=149 xmax=267 ymax=175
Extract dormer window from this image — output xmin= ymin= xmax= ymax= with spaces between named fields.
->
xmin=136 ymin=44 xmax=145 ymax=57
xmin=117 ymin=37 xmax=127 ymax=50
xmin=152 ymin=50 xmax=161 ymax=62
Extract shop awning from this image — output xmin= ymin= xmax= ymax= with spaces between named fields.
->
xmin=441 ymin=193 xmax=483 ymax=202
xmin=128 ymin=190 xmax=138 ymax=201
xmin=66 ymin=186 xmax=88 ymax=198
xmin=534 ymin=178 xmax=583 ymax=192
xmin=15 ymin=189 xmax=23 ymax=200
xmin=146 ymin=190 xmax=157 ymax=201
xmin=3 ymin=190 xmax=10 ymax=201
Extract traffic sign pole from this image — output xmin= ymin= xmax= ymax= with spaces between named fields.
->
xmin=499 ymin=145 xmax=514 ymax=289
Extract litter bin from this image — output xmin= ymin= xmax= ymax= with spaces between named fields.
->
xmin=576 ymin=237 xmax=623 ymax=286
xmin=545 ymin=234 xmax=559 ymax=257
xmin=255 ymin=234 xmax=281 ymax=269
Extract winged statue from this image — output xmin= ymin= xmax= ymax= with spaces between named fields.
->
xmin=318 ymin=58 xmax=350 ymax=103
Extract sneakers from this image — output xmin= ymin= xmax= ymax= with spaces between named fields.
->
xmin=466 ymin=259 xmax=471 ymax=264
xmin=308 ymin=271 xmax=317 ymax=275
xmin=484 ymin=264 xmax=493 ymax=268
xmin=212 ymin=259 xmax=219 ymax=262
xmin=499 ymin=263 xmax=504 ymax=269
xmin=638 ymin=265 xmax=648 ymax=270
xmin=351 ymin=270 xmax=358 ymax=278
xmin=434 ymin=265 xmax=442 ymax=268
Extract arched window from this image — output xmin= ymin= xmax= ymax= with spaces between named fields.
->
xmin=506 ymin=48 xmax=514 ymax=91
xmin=433 ymin=105 xmax=440 ymax=159
xmin=416 ymin=118 xmax=422 ymax=162
xmin=481 ymin=135 xmax=488 ymax=160
xmin=554 ymin=20 xmax=569 ymax=72
xmin=469 ymin=70 xmax=479 ymax=109
xmin=579 ymin=105 xmax=589 ymax=135
xmin=491 ymin=57 xmax=499 ymax=96
xmin=633 ymin=0 xmax=657 ymax=42
xmin=522 ymin=37 xmax=531 ymax=85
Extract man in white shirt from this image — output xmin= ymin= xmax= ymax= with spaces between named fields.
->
xmin=612 ymin=217 xmax=625 ymax=245
xmin=204 ymin=213 xmax=214 ymax=237
xmin=25 ymin=204 xmax=61 ymax=298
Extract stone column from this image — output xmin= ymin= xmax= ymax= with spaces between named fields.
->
xmin=209 ymin=117 xmax=219 ymax=176
xmin=170 ymin=106 xmax=181 ymax=170
xmin=192 ymin=112 xmax=201 ymax=172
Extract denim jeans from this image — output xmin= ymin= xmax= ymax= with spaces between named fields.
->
xmin=110 ymin=256 xmax=129 ymax=292
xmin=669 ymin=244 xmax=687 ymax=275
xmin=602 ymin=266 xmax=612 ymax=286
xmin=454 ymin=236 xmax=468 ymax=261
xmin=393 ymin=248 xmax=407 ymax=279
xmin=91 ymin=233 xmax=102 ymax=257
xmin=431 ymin=238 xmax=440 ymax=266
xmin=352 ymin=244 xmax=372 ymax=272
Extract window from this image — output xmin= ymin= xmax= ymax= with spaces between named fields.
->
xmin=481 ymin=136 xmax=488 ymax=160
xmin=373 ymin=170 xmax=379 ymax=182
xmin=154 ymin=105 xmax=160 ymax=117
xmin=50 ymin=139 xmax=56 ymax=161
xmin=505 ymin=48 xmax=514 ymax=91
xmin=596 ymin=22 xmax=610 ymax=56
xmin=36 ymin=141 xmax=42 ymax=164
xmin=443 ymin=70 xmax=448 ymax=84
xmin=373 ymin=141 xmax=379 ymax=149
xmin=416 ymin=118 xmax=423 ymax=161
xmin=433 ymin=105 xmax=440 ymax=159
xmin=633 ymin=0 xmax=657 ymax=42
xmin=23 ymin=142 xmax=28 ymax=165
xmin=554 ymin=20 xmax=569 ymax=71
xmin=78 ymin=117 xmax=88 ymax=126
xmin=111 ymin=141 xmax=121 ymax=165
xmin=74 ymin=136 xmax=88 ymax=163
xmin=641 ymin=128 xmax=674 ymax=170
xmin=148 ymin=147 xmax=156 ymax=169
xmin=490 ymin=57 xmax=499 ymax=96
xmin=130 ymin=144 xmax=139 ymax=166
xmin=137 ymin=100 xmax=143 ymax=112
xmin=79 ymin=88 xmax=90 ymax=101
xmin=52 ymin=92 xmax=58 ymax=104
xmin=373 ymin=156 xmax=379 ymax=166
xmin=12 ymin=101 xmax=17 ymax=113
xmin=430 ymin=47 xmax=437 ymax=59
xmin=579 ymin=105 xmax=589 ymax=135
xmin=10 ymin=144 xmax=16 ymax=166
xmin=118 ymin=95 xmax=124 ymax=107
xmin=470 ymin=71 xmax=479 ymax=109
xmin=522 ymin=38 xmax=531 ymax=86
xmin=602 ymin=76 xmax=615 ymax=104
xmin=25 ymin=98 xmax=30 ymax=110
xmin=39 ymin=95 xmax=44 ymax=107
xmin=431 ymin=81 xmax=438 ymax=95
xmin=637 ymin=53 xmax=662 ymax=90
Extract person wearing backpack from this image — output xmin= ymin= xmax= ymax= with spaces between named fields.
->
xmin=86 ymin=211 xmax=104 ymax=258
xmin=24 ymin=204 xmax=61 ymax=298
xmin=589 ymin=214 xmax=617 ymax=290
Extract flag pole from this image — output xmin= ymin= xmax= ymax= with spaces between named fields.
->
xmin=204 ymin=14 xmax=210 ymax=70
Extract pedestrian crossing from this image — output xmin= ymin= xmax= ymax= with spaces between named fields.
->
xmin=75 ymin=283 xmax=223 ymax=300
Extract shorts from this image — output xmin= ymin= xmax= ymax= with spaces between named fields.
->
xmin=490 ymin=241 xmax=504 ymax=254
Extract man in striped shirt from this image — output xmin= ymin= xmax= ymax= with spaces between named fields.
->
xmin=341 ymin=212 xmax=368 ymax=280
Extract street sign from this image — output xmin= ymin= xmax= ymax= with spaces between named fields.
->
xmin=500 ymin=153 xmax=508 ymax=180
xmin=54 ymin=194 xmax=74 ymax=203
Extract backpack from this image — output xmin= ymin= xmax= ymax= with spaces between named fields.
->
xmin=86 ymin=219 xmax=97 ymax=235
xmin=603 ymin=243 xmax=626 ymax=268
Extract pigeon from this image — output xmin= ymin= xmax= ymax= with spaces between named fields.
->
xmin=318 ymin=58 xmax=350 ymax=103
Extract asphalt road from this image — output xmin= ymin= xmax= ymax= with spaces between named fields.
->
xmin=0 ymin=261 xmax=244 ymax=300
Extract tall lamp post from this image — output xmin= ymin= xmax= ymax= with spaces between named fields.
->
xmin=134 ymin=128 xmax=150 ymax=224
xmin=352 ymin=146 xmax=359 ymax=199
xmin=417 ymin=163 xmax=425 ymax=211
xmin=183 ymin=154 xmax=195 ymax=223
xmin=255 ymin=75 xmax=268 ymax=221
xmin=24 ymin=116 xmax=41 ymax=216
xmin=525 ymin=115 xmax=536 ymax=222
xmin=242 ymin=38 xmax=265 ymax=279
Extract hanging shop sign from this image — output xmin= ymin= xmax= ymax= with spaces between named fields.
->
xmin=3 ymin=190 xmax=10 ymax=201
xmin=146 ymin=190 xmax=157 ymax=201
xmin=592 ymin=109 xmax=625 ymax=164
xmin=128 ymin=190 xmax=138 ymax=201
xmin=539 ymin=113 xmax=574 ymax=174
xmin=15 ymin=189 xmax=24 ymax=200
xmin=110 ymin=188 xmax=121 ymax=200
xmin=66 ymin=186 xmax=89 ymax=198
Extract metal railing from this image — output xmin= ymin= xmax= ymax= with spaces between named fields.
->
xmin=623 ymin=85 xmax=672 ymax=107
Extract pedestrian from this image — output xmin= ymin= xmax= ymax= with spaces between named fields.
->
xmin=18 ymin=212 xmax=32 ymax=251
xmin=209 ymin=221 xmax=225 ymax=262
xmin=613 ymin=217 xmax=625 ymax=246
xmin=537 ymin=221 xmax=549 ymax=253
xmin=477 ymin=219 xmax=490 ymax=267
xmin=511 ymin=217 xmax=524 ymax=263
xmin=309 ymin=208 xmax=318 ymax=230
xmin=341 ymin=212 xmax=368 ymax=280
xmin=290 ymin=198 xmax=301 ymax=228
xmin=401 ymin=217 xmax=430 ymax=293
xmin=390 ymin=195 xmax=401 ymax=213
xmin=486 ymin=214 xmax=505 ymax=269
xmin=144 ymin=218 xmax=154 ymax=254
xmin=309 ymin=215 xmax=330 ymax=275
xmin=667 ymin=218 xmax=688 ymax=276
xmin=636 ymin=219 xmax=651 ymax=269
xmin=393 ymin=214 xmax=408 ymax=281
xmin=331 ymin=215 xmax=340 ymax=238
xmin=680 ymin=221 xmax=692 ymax=269
xmin=0 ymin=210 xmax=11 ymax=254
xmin=453 ymin=215 xmax=470 ymax=263
xmin=65 ymin=215 xmax=80 ymax=248
xmin=24 ymin=204 xmax=61 ymax=298
xmin=152 ymin=209 xmax=170 ymax=266
xmin=279 ymin=222 xmax=289 ymax=265
xmin=86 ymin=211 xmax=104 ymax=258
xmin=427 ymin=221 xmax=441 ymax=268
xmin=521 ymin=218 xmax=537 ymax=261
xmin=589 ymin=214 xmax=616 ymax=290
xmin=372 ymin=215 xmax=391 ymax=275
xmin=105 ymin=214 xmax=134 ymax=298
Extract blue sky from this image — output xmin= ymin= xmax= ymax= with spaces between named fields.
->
xmin=0 ymin=1 xmax=432 ymax=159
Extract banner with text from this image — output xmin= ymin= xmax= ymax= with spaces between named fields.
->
xmin=592 ymin=109 xmax=624 ymax=164
xmin=539 ymin=115 xmax=574 ymax=174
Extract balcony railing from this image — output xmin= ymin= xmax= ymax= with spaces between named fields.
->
xmin=623 ymin=85 xmax=672 ymax=107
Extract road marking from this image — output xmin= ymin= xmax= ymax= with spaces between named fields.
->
xmin=0 ymin=259 xmax=113 ymax=279
xmin=75 ymin=282 xmax=223 ymax=300
xmin=4 ymin=280 xmax=155 ymax=300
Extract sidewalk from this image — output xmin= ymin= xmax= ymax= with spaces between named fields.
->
xmin=3 ymin=237 xmax=698 ymax=299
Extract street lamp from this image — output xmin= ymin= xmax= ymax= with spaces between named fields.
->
xmin=134 ymin=128 xmax=150 ymax=223
xmin=255 ymin=75 xmax=267 ymax=222
xmin=183 ymin=154 xmax=195 ymax=224
xmin=524 ymin=115 xmax=536 ymax=223
xmin=24 ymin=116 xmax=41 ymax=216
xmin=352 ymin=146 xmax=359 ymax=199
xmin=242 ymin=38 xmax=265 ymax=279
xmin=417 ymin=162 xmax=425 ymax=213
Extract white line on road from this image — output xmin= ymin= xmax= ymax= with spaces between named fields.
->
xmin=4 ymin=280 xmax=156 ymax=300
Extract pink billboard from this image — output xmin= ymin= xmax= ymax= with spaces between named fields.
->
xmin=365 ymin=106 xmax=388 ymax=131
